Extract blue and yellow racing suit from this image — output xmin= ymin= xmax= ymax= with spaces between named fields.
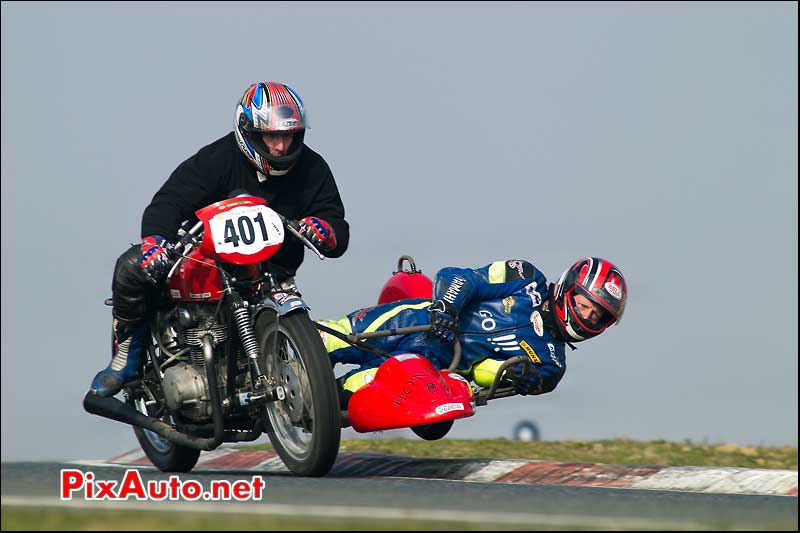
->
xmin=319 ymin=259 xmax=566 ymax=396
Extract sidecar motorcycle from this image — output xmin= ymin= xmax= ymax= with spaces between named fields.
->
xmin=327 ymin=256 xmax=524 ymax=441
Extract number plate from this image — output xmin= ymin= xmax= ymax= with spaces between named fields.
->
xmin=208 ymin=204 xmax=284 ymax=255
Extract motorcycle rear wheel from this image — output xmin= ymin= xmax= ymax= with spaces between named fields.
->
xmin=128 ymin=336 xmax=200 ymax=473
xmin=256 ymin=310 xmax=341 ymax=476
xmin=131 ymin=398 xmax=201 ymax=472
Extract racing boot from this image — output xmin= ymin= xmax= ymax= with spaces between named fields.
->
xmin=335 ymin=376 xmax=352 ymax=410
xmin=89 ymin=319 xmax=147 ymax=397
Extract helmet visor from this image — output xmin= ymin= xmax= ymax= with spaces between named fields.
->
xmin=569 ymin=288 xmax=617 ymax=334
xmin=241 ymin=103 xmax=306 ymax=133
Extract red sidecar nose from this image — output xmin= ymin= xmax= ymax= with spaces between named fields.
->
xmin=347 ymin=353 xmax=476 ymax=433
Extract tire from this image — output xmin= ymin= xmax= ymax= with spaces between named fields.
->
xmin=128 ymin=330 xmax=200 ymax=473
xmin=411 ymin=420 xmax=454 ymax=441
xmin=256 ymin=310 xmax=341 ymax=476
xmin=131 ymin=404 xmax=201 ymax=472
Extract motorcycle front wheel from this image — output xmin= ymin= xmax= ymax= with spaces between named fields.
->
xmin=256 ymin=310 xmax=341 ymax=476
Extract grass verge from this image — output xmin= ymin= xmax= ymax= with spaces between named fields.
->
xmin=242 ymin=438 xmax=798 ymax=469
xmin=0 ymin=507 xmax=618 ymax=531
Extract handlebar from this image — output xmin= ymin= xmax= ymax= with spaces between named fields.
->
xmin=277 ymin=214 xmax=325 ymax=261
xmin=166 ymin=211 xmax=324 ymax=280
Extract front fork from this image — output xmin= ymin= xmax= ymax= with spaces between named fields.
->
xmin=221 ymin=274 xmax=285 ymax=405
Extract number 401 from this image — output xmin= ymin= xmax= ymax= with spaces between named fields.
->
xmin=224 ymin=212 xmax=269 ymax=247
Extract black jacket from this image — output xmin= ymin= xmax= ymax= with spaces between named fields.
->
xmin=141 ymin=132 xmax=349 ymax=280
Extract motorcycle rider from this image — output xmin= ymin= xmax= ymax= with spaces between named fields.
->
xmin=318 ymin=258 xmax=627 ymax=405
xmin=88 ymin=81 xmax=349 ymax=398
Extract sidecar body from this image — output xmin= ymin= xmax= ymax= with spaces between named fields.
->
xmin=347 ymin=353 xmax=476 ymax=432
xmin=346 ymin=256 xmax=478 ymax=433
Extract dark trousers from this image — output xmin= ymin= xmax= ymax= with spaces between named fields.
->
xmin=110 ymin=245 xmax=158 ymax=337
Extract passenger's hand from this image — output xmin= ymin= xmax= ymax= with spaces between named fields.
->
xmin=139 ymin=235 xmax=173 ymax=285
xmin=503 ymin=361 xmax=536 ymax=396
xmin=427 ymin=299 xmax=458 ymax=342
xmin=298 ymin=217 xmax=337 ymax=253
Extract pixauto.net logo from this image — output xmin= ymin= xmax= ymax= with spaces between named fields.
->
xmin=60 ymin=469 xmax=266 ymax=501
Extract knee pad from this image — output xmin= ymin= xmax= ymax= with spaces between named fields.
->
xmin=111 ymin=245 xmax=152 ymax=322
xmin=471 ymin=358 xmax=505 ymax=388
xmin=342 ymin=367 xmax=379 ymax=394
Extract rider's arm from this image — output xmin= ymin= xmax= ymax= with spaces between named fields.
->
xmin=141 ymin=136 xmax=232 ymax=242
xmin=298 ymin=152 xmax=349 ymax=258
xmin=433 ymin=260 xmax=546 ymax=316
xmin=507 ymin=359 xmax=564 ymax=396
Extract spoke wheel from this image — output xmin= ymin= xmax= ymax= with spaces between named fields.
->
xmin=257 ymin=311 xmax=341 ymax=476
xmin=128 ymin=329 xmax=200 ymax=472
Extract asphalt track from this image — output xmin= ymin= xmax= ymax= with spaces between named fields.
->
xmin=2 ymin=461 xmax=797 ymax=530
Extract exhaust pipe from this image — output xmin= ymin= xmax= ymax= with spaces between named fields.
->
xmin=83 ymin=392 xmax=221 ymax=450
xmin=84 ymin=335 xmax=254 ymax=451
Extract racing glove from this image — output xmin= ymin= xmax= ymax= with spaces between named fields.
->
xmin=139 ymin=235 xmax=173 ymax=285
xmin=503 ymin=361 xmax=539 ymax=396
xmin=427 ymin=299 xmax=458 ymax=343
xmin=298 ymin=217 xmax=337 ymax=254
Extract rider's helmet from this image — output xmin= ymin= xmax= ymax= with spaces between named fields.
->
xmin=234 ymin=82 xmax=308 ymax=177
xmin=550 ymin=257 xmax=627 ymax=342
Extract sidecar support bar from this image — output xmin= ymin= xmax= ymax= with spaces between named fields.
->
xmin=347 ymin=325 xmax=433 ymax=339
xmin=314 ymin=323 xmax=464 ymax=371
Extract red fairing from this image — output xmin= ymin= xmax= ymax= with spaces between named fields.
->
xmin=347 ymin=354 xmax=475 ymax=433
xmin=167 ymin=247 xmax=224 ymax=302
xmin=378 ymin=271 xmax=433 ymax=304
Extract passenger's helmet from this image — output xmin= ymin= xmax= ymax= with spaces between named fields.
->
xmin=234 ymin=82 xmax=307 ymax=176
xmin=551 ymin=257 xmax=627 ymax=342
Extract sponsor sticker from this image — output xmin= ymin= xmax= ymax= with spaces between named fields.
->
xmin=443 ymin=276 xmax=466 ymax=304
xmin=394 ymin=354 xmax=420 ymax=361
xmin=548 ymin=343 xmax=562 ymax=368
xmin=605 ymin=282 xmax=623 ymax=300
xmin=502 ymin=296 xmax=515 ymax=314
xmin=525 ymin=282 xmax=542 ymax=307
xmin=530 ymin=311 xmax=544 ymax=336
xmin=353 ymin=306 xmax=376 ymax=323
xmin=507 ymin=260 xmax=525 ymax=278
xmin=170 ymin=289 xmax=182 ymax=299
xmin=519 ymin=340 xmax=542 ymax=364
xmin=434 ymin=402 xmax=465 ymax=415
xmin=189 ymin=292 xmax=212 ymax=299
xmin=447 ymin=373 xmax=469 ymax=384
xmin=488 ymin=333 xmax=520 ymax=353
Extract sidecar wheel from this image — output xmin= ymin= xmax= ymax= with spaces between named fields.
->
xmin=411 ymin=420 xmax=454 ymax=441
xmin=256 ymin=310 xmax=341 ymax=476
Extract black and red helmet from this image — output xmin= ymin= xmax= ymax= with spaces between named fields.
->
xmin=551 ymin=257 xmax=627 ymax=342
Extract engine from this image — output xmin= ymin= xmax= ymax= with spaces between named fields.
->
xmin=157 ymin=304 xmax=229 ymax=421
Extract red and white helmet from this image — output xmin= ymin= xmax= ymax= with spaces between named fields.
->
xmin=234 ymin=82 xmax=307 ymax=176
xmin=551 ymin=257 xmax=627 ymax=342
